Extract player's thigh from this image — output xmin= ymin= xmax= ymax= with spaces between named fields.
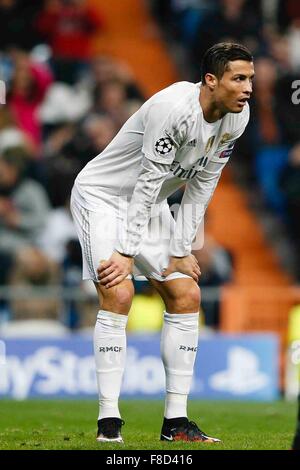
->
xmin=70 ymin=198 xmax=134 ymax=313
xmin=148 ymin=277 xmax=200 ymax=313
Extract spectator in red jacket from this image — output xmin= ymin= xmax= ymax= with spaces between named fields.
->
xmin=36 ymin=0 xmax=105 ymax=84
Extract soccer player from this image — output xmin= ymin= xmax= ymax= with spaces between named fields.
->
xmin=71 ymin=42 xmax=254 ymax=443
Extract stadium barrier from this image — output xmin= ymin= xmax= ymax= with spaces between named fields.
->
xmin=1 ymin=284 xmax=299 ymax=395
xmin=0 ymin=333 xmax=278 ymax=401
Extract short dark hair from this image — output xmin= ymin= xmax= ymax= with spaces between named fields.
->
xmin=201 ymin=42 xmax=253 ymax=84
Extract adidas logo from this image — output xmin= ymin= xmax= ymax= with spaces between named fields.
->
xmin=187 ymin=139 xmax=197 ymax=147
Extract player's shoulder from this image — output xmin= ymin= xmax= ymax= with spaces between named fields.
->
xmin=145 ymin=81 xmax=200 ymax=116
xmin=153 ymin=80 xmax=199 ymax=99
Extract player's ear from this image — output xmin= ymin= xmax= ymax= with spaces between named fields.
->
xmin=204 ymin=73 xmax=217 ymax=91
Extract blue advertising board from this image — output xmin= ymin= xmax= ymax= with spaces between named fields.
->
xmin=0 ymin=333 xmax=279 ymax=400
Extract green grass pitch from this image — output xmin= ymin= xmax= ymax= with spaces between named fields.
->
xmin=0 ymin=399 xmax=297 ymax=450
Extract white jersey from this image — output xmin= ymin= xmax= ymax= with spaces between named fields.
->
xmin=74 ymin=81 xmax=249 ymax=257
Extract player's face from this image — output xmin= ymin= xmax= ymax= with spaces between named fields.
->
xmin=214 ymin=60 xmax=255 ymax=113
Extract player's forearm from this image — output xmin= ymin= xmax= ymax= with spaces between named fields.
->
xmin=115 ymin=157 xmax=170 ymax=257
xmin=169 ymin=168 xmax=222 ymax=257
xmin=168 ymin=194 xmax=206 ymax=257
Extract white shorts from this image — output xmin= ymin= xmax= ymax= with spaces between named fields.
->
xmin=70 ymin=187 xmax=189 ymax=283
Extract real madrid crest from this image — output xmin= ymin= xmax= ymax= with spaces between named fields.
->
xmin=219 ymin=133 xmax=232 ymax=145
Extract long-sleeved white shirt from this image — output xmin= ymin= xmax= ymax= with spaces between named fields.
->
xmin=75 ymin=81 xmax=249 ymax=257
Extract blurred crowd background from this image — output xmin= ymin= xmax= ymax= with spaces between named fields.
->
xmin=0 ymin=0 xmax=300 ymax=339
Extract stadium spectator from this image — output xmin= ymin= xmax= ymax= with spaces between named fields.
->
xmin=280 ymin=143 xmax=300 ymax=279
xmin=38 ymin=197 xmax=77 ymax=264
xmin=0 ymin=124 xmax=33 ymax=156
xmin=277 ymin=0 xmax=300 ymax=33
xmin=80 ymin=114 xmax=118 ymax=160
xmin=148 ymin=0 xmax=218 ymax=45
xmin=93 ymin=79 xmax=143 ymax=130
xmin=43 ymin=149 xmax=81 ymax=208
xmin=36 ymin=0 xmax=105 ymax=84
xmin=0 ymin=0 xmax=42 ymax=52
xmin=41 ymin=114 xmax=117 ymax=207
xmin=253 ymin=58 xmax=280 ymax=147
xmin=42 ymin=122 xmax=77 ymax=160
xmin=191 ymin=0 xmax=264 ymax=78
xmin=7 ymin=50 xmax=53 ymax=154
xmin=9 ymin=246 xmax=61 ymax=321
xmin=249 ymin=57 xmax=290 ymax=214
xmin=39 ymin=81 xmax=91 ymax=132
xmin=0 ymin=146 xmax=50 ymax=285
xmin=37 ymin=194 xmax=84 ymax=328
xmin=88 ymin=56 xmax=145 ymax=102
xmin=38 ymin=192 xmax=84 ymax=329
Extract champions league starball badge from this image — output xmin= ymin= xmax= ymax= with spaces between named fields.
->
xmin=155 ymin=137 xmax=173 ymax=155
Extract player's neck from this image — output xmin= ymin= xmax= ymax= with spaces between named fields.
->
xmin=199 ymin=86 xmax=225 ymax=123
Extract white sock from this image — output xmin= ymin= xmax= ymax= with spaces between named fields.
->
xmin=161 ymin=311 xmax=199 ymax=419
xmin=94 ymin=310 xmax=128 ymax=420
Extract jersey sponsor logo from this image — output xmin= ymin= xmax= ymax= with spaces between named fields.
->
xmin=219 ymin=140 xmax=236 ymax=159
xmin=170 ymin=161 xmax=198 ymax=179
xmin=155 ymin=137 xmax=173 ymax=155
xmin=170 ymin=156 xmax=208 ymax=180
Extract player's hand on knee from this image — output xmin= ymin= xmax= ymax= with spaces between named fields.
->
xmin=97 ymin=252 xmax=134 ymax=288
xmin=162 ymin=255 xmax=201 ymax=282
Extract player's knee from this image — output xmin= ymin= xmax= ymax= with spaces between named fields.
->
xmin=98 ymin=281 xmax=134 ymax=314
xmin=103 ymin=282 xmax=134 ymax=313
xmin=187 ymin=284 xmax=201 ymax=309
xmin=114 ymin=285 xmax=134 ymax=309
xmin=167 ymin=283 xmax=200 ymax=312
